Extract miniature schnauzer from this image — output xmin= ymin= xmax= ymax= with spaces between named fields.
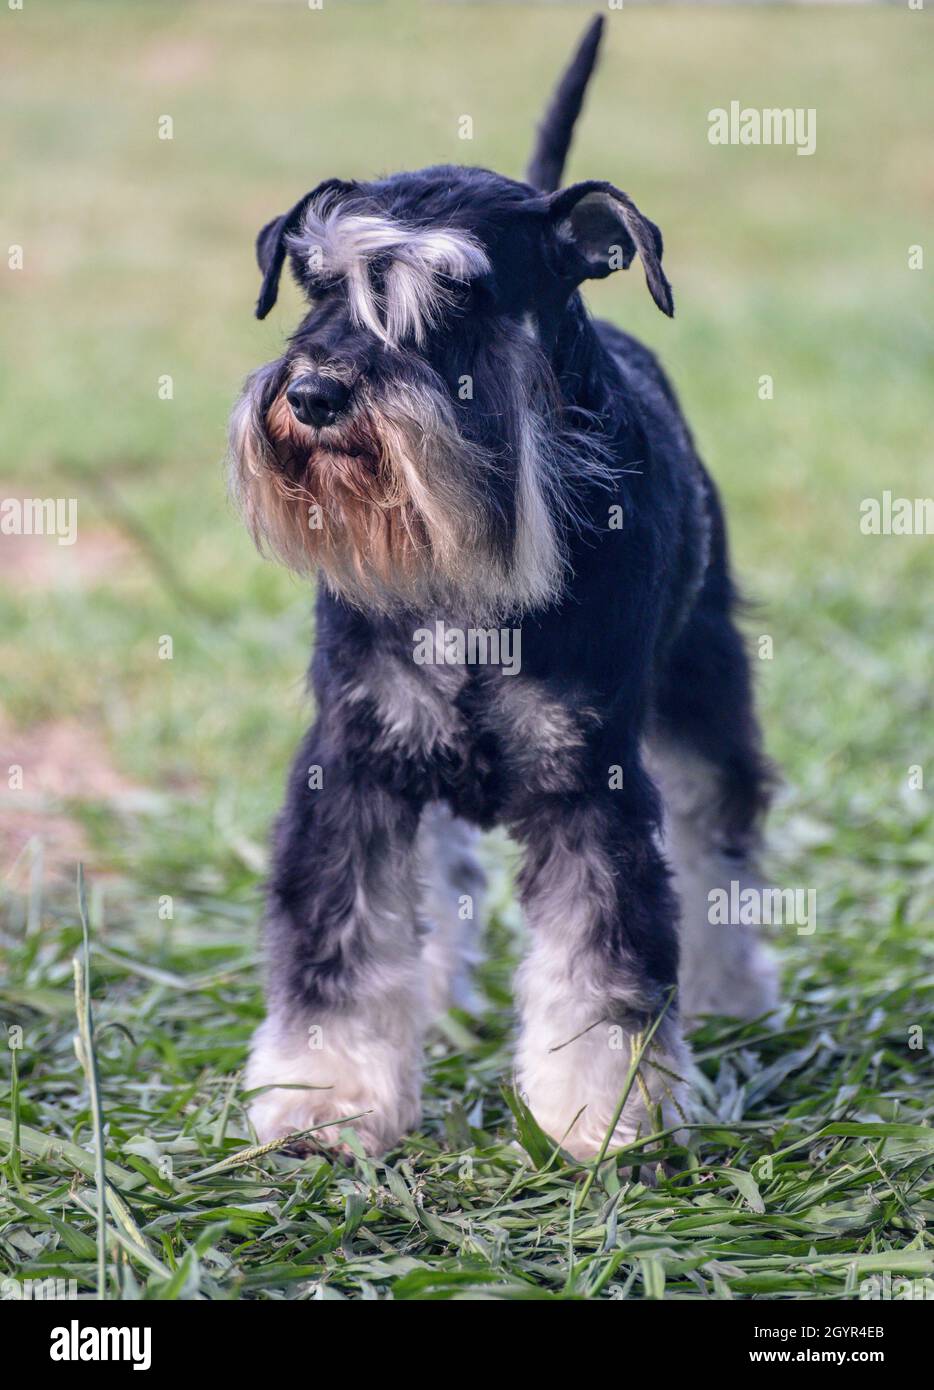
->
xmin=228 ymin=17 xmax=777 ymax=1160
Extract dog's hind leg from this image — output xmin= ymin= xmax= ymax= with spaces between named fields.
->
xmin=649 ymin=479 xmax=779 ymax=1028
xmin=646 ymin=734 xmax=779 ymax=1027
xmin=417 ymin=803 xmax=486 ymax=1019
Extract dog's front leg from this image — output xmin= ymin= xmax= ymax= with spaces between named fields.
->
xmin=512 ymin=780 xmax=689 ymax=1162
xmin=245 ymin=720 xmax=426 ymax=1156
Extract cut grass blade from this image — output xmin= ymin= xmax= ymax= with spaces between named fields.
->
xmin=185 ymin=1116 xmax=373 ymax=1181
xmin=72 ymin=864 xmax=110 ymax=1299
xmin=577 ymin=988 xmax=677 ymax=1207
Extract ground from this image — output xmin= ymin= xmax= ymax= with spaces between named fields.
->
xmin=0 ymin=1 xmax=932 ymax=1300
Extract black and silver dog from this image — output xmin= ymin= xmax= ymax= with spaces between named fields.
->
xmin=229 ymin=18 xmax=776 ymax=1158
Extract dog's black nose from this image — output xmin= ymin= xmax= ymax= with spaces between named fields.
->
xmin=286 ymin=375 xmax=351 ymax=429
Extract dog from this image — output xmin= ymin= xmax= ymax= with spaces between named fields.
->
xmin=228 ymin=17 xmax=777 ymax=1160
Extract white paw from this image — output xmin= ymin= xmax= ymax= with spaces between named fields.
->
xmin=245 ymin=1013 xmax=421 ymax=1157
xmin=517 ymin=1016 xmax=691 ymax=1162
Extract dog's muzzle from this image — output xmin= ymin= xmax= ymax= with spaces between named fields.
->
xmin=286 ymin=373 xmax=352 ymax=429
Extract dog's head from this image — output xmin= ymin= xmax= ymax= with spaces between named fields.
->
xmin=228 ymin=166 xmax=671 ymax=618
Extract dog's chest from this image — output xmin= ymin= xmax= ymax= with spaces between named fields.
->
xmin=350 ymin=645 xmax=593 ymax=822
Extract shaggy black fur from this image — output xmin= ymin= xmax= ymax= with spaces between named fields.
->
xmin=231 ymin=17 xmax=773 ymax=1123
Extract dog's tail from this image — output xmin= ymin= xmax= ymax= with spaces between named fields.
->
xmin=526 ymin=15 xmax=605 ymax=193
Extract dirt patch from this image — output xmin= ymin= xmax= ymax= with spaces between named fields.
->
xmin=138 ymin=37 xmax=215 ymax=85
xmin=0 ymin=716 xmax=139 ymax=884
xmin=0 ymin=488 xmax=139 ymax=591
xmin=0 ymin=523 xmax=135 ymax=592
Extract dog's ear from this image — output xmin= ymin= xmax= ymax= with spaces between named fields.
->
xmin=548 ymin=180 xmax=673 ymax=317
xmin=254 ymin=179 xmax=354 ymax=320
xmin=255 ymin=195 xmax=313 ymax=320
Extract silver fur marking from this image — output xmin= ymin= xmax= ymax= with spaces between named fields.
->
xmin=290 ymin=198 xmax=490 ymax=347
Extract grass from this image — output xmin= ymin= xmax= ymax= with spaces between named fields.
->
xmin=1 ymin=1 xmax=932 ymax=1300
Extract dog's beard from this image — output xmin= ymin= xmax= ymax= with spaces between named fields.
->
xmin=259 ymin=388 xmax=432 ymax=596
xmin=228 ymin=354 xmax=571 ymax=620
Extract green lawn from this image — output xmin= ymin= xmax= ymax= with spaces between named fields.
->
xmin=1 ymin=0 xmax=932 ymax=1300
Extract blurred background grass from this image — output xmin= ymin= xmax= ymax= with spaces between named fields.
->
xmin=1 ymin=0 xmax=931 ymax=959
